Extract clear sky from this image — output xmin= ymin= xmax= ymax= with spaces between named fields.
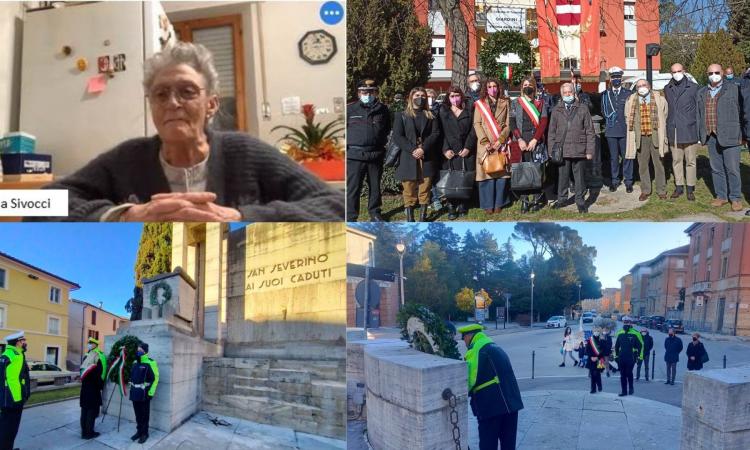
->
xmin=0 ymin=223 xmax=144 ymax=317
xmin=415 ymin=222 xmax=692 ymax=288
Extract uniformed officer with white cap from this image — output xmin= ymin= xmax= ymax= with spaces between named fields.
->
xmin=601 ymin=66 xmax=635 ymax=193
xmin=0 ymin=331 xmax=31 ymax=450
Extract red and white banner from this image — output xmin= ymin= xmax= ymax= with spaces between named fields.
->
xmin=556 ymin=0 xmax=582 ymax=26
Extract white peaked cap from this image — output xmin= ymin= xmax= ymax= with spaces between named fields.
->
xmin=609 ymin=66 xmax=624 ymax=75
xmin=5 ymin=330 xmax=25 ymax=342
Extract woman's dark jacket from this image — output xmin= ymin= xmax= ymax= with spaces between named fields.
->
xmin=392 ymin=110 xmax=442 ymax=181
xmin=686 ymin=341 xmax=706 ymax=370
xmin=439 ymin=106 xmax=477 ymax=169
xmin=33 ymin=131 xmax=344 ymax=221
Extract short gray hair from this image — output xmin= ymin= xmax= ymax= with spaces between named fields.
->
xmin=143 ymin=41 xmax=220 ymax=95
xmin=560 ymin=82 xmax=574 ymax=94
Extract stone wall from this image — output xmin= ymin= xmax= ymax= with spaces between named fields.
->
xmin=364 ymin=341 xmax=469 ymax=450
xmin=681 ymin=365 xmax=750 ymax=449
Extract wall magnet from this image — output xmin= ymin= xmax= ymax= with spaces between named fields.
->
xmin=76 ymin=57 xmax=88 ymax=71
xmin=97 ymin=55 xmax=110 ymax=74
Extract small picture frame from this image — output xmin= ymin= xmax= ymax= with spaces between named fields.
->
xmin=113 ymin=53 xmax=126 ymax=72
xmin=97 ymin=55 xmax=110 ymax=73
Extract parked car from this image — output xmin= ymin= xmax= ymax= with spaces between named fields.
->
xmin=581 ymin=312 xmax=594 ymax=323
xmin=662 ymin=319 xmax=684 ymax=334
xmin=638 ymin=316 xmax=650 ymax=326
xmin=28 ymin=361 xmax=76 ymax=385
xmin=649 ymin=316 xmax=666 ymax=329
xmin=546 ymin=316 xmax=568 ymax=328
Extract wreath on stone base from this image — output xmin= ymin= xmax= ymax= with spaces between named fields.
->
xmin=107 ymin=335 xmax=141 ymax=384
xmin=149 ymin=281 xmax=172 ymax=316
xmin=397 ymin=304 xmax=460 ymax=360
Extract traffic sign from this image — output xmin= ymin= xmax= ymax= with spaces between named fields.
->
xmin=355 ymin=279 xmax=381 ymax=308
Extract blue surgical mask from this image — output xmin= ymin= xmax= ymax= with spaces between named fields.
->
xmin=612 ymin=79 xmax=622 ymax=88
xmin=726 ymin=74 xmax=734 ymax=80
xmin=136 ymin=351 xmax=145 ymax=357
xmin=87 ymin=344 xmax=95 ymax=351
xmin=563 ymin=95 xmax=575 ymax=104
xmin=360 ymin=94 xmax=372 ymax=105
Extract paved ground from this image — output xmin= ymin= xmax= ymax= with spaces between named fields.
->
xmin=14 ymin=399 xmax=345 ymax=450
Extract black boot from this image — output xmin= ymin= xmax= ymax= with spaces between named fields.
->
xmin=405 ymin=207 xmax=415 ymax=222
xmin=131 ymin=432 xmax=141 ymax=441
xmin=419 ymin=205 xmax=428 ymax=222
xmin=687 ymin=185 xmax=695 ymax=201
xmin=447 ymin=203 xmax=458 ymax=220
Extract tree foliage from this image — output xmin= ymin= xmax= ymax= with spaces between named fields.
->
xmin=134 ymin=223 xmax=172 ymax=288
xmin=728 ymin=0 xmax=750 ymax=63
xmin=347 ymin=0 xmax=433 ymax=102
xmin=477 ymin=31 xmax=533 ymax=86
xmin=690 ymin=30 xmax=747 ymax=85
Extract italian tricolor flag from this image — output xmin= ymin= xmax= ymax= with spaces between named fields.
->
xmin=106 ymin=347 xmax=128 ymax=396
xmin=501 ymin=65 xmax=512 ymax=80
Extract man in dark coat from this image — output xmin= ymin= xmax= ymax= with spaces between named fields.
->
xmin=129 ymin=342 xmax=159 ymax=444
xmin=466 ymin=72 xmax=482 ymax=111
xmin=664 ymin=328 xmax=683 ymax=385
xmin=458 ymin=324 xmax=524 ymax=450
xmin=614 ymin=318 xmax=642 ymax=396
xmin=79 ymin=337 xmax=107 ymax=439
xmin=0 ymin=331 xmax=31 ymax=450
xmin=601 ymin=66 xmax=634 ymax=193
xmin=664 ymin=63 xmax=700 ymax=200
xmin=346 ymin=78 xmax=391 ymax=222
xmin=636 ymin=328 xmax=654 ymax=381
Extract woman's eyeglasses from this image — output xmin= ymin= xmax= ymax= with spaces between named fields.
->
xmin=148 ymin=84 xmax=206 ymax=104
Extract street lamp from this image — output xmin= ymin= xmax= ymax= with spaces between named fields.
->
xmin=530 ymin=273 xmax=536 ymax=326
xmin=395 ymin=242 xmax=406 ymax=308
xmin=577 ymin=282 xmax=582 ymax=320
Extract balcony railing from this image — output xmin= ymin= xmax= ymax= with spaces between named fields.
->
xmin=690 ymin=281 xmax=712 ymax=294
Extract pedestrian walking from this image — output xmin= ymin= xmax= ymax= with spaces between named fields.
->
xmin=459 ymin=324 xmax=523 ymax=450
xmin=346 ymin=78 xmax=390 ymax=222
xmin=0 ymin=331 xmax=31 ymax=450
xmin=614 ymin=317 xmax=642 ymax=396
xmin=697 ymin=63 xmax=750 ymax=212
xmin=636 ymin=328 xmax=653 ymax=381
xmin=664 ymin=328 xmax=683 ymax=385
xmin=79 ymin=337 xmax=107 ymax=439
xmin=686 ymin=333 xmax=708 ymax=371
xmin=601 ymin=66 xmax=634 ymax=193
xmin=586 ymin=331 xmax=606 ymax=393
xmin=559 ymin=327 xmax=578 ymax=367
xmin=392 ymin=87 xmax=442 ymax=222
xmin=129 ymin=342 xmax=159 ymax=444
xmin=625 ymin=79 xmax=669 ymax=202
xmin=664 ymin=63 xmax=700 ymax=201
xmin=549 ymin=83 xmax=595 ymax=213
xmin=577 ymin=341 xmax=586 ymax=367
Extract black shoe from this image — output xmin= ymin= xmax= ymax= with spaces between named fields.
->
xmin=618 ymin=392 xmax=627 ymax=397
xmin=590 ymin=389 xmax=596 ymax=393
xmin=573 ymin=359 xmax=579 ymax=365
xmin=551 ymin=201 xmax=565 ymax=209
xmin=670 ymin=381 xmax=676 ymax=385
xmin=370 ymin=212 xmax=385 ymax=222
xmin=138 ymin=435 xmax=149 ymax=444
xmin=577 ymin=205 xmax=588 ymax=214
xmin=665 ymin=380 xmax=671 ymax=385
xmin=520 ymin=201 xmax=529 ymax=214
xmin=131 ymin=432 xmax=141 ymax=441
xmin=636 ymin=377 xmax=640 ymax=381
xmin=687 ymin=186 xmax=696 ymax=201
xmin=405 ymin=207 xmax=415 ymax=222
xmin=609 ymin=184 xmax=618 ymax=192
xmin=645 ymin=378 xmax=649 ymax=381
xmin=629 ymin=388 xmax=634 ymax=395
xmin=419 ymin=205 xmax=428 ymax=222
xmin=606 ymin=372 xmax=610 ymax=378
xmin=626 ymin=185 xmax=634 ymax=193
xmin=598 ymin=388 xmax=602 ymax=392
xmin=447 ymin=204 xmax=458 ymax=220
xmin=559 ymin=363 xmax=565 ymax=367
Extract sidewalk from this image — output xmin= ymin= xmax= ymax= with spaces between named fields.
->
xmin=14 ymin=399 xmax=345 ymax=450
xmin=469 ymin=390 xmax=682 ymax=450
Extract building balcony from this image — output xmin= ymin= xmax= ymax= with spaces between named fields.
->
xmin=721 ymin=238 xmax=732 ymax=252
xmin=689 ymin=281 xmax=712 ymax=295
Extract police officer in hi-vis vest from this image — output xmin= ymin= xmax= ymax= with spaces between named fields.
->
xmin=129 ymin=342 xmax=159 ymax=444
xmin=79 ymin=337 xmax=107 ymax=439
xmin=0 ymin=331 xmax=31 ymax=450
xmin=458 ymin=324 xmax=524 ymax=450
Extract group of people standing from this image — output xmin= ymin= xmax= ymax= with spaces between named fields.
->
xmin=347 ymin=63 xmax=750 ymax=221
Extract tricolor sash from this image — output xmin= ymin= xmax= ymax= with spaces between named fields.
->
xmin=80 ymin=351 xmax=99 ymax=381
xmin=519 ymin=96 xmax=541 ymax=128
xmin=475 ymin=99 xmax=503 ymax=143
xmin=106 ymin=347 xmax=128 ymax=396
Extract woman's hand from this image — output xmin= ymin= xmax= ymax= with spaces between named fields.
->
xmin=586 ymin=154 xmax=593 ymax=160
xmin=444 ymin=150 xmax=456 ymax=159
xmin=122 ymin=192 xmax=241 ymax=222
xmin=458 ymin=148 xmax=470 ymax=158
xmin=412 ymin=147 xmax=425 ymax=159
xmin=690 ymin=356 xmax=695 ymax=361
xmin=527 ymin=138 xmax=537 ymax=152
xmin=518 ymin=139 xmax=527 ymax=151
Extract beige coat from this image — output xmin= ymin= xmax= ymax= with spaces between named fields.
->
xmin=473 ymin=98 xmax=511 ymax=181
xmin=625 ymin=91 xmax=669 ymax=159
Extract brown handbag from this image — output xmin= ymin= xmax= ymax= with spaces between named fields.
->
xmin=481 ymin=146 xmax=508 ymax=176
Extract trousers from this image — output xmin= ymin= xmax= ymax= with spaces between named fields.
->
xmin=619 ymin=360 xmax=635 ymax=394
xmin=0 ymin=407 xmax=23 ymax=450
xmin=132 ymin=397 xmax=151 ymax=437
xmin=80 ymin=406 xmax=99 ymax=437
xmin=478 ymin=411 xmax=519 ymax=450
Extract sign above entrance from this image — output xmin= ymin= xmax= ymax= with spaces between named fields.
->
xmin=486 ymin=8 xmax=526 ymax=34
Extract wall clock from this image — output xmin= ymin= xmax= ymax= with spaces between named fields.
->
xmin=298 ymin=29 xmax=337 ymax=65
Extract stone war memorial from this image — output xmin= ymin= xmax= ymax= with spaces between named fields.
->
xmin=103 ymin=222 xmax=347 ymax=441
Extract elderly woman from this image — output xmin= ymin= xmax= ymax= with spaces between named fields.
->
xmin=34 ymin=42 xmax=344 ymax=222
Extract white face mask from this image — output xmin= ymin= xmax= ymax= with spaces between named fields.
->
xmin=638 ymin=87 xmax=649 ymax=97
xmin=672 ymin=72 xmax=684 ymax=82
xmin=87 ymin=344 xmax=95 ymax=351
xmin=470 ymin=82 xmax=480 ymax=92
xmin=709 ymin=74 xmax=722 ymax=84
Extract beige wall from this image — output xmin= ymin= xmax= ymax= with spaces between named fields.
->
xmin=164 ymin=1 xmax=345 ymax=142
xmin=0 ymin=2 xmax=23 ymax=134
xmin=346 ymin=228 xmax=376 ymax=266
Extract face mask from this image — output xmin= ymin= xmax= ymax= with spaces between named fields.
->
xmin=575 ymin=84 xmax=582 ymax=93
xmin=709 ymin=74 xmax=722 ymax=84
xmin=673 ymin=72 xmax=684 ymax=82
xmin=593 ymin=332 xmax=600 ymax=337
xmin=669 ymin=333 xmax=674 ymax=337
xmin=692 ymin=337 xmax=698 ymax=341
xmin=638 ymin=87 xmax=649 ymax=96
xmin=727 ymin=74 xmax=734 ymax=80
xmin=137 ymin=350 xmax=145 ymax=357
xmin=413 ymin=97 xmax=425 ymax=108
xmin=641 ymin=332 xmax=647 ymax=336
xmin=487 ymin=87 xmax=498 ymax=97
xmin=470 ymin=82 xmax=480 ymax=92
xmin=87 ymin=344 xmax=95 ymax=351
xmin=360 ymin=94 xmax=371 ymax=105
xmin=523 ymin=87 xmax=535 ymax=97
xmin=21 ymin=343 xmax=27 ymax=352
xmin=611 ymin=78 xmax=622 ymax=88
xmin=623 ymin=325 xmax=631 ymax=331
xmin=563 ymin=95 xmax=575 ymax=104
xmin=450 ymin=97 xmax=462 ymax=107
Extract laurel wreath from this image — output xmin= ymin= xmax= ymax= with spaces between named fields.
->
xmin=397 ymin=304 xmax=460 ymax=360
xmin=149 ymin=281 xmax=172 ymax=315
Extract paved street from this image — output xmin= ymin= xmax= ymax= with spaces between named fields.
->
xmin=13 ymin=399 xmax=345 ymax=450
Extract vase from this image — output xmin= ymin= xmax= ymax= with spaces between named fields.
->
xmin=301 ymin=159 xmax=344 ymax=181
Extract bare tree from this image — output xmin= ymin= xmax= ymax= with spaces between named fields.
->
xmin=436 ymin=0 xmax=470 ymax=89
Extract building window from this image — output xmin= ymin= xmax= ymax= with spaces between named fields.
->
xmin=625 ymin=41 xmax=636 ymax=59
xmin=708 ymin=227 xmax=714 ymax=247
xmin=0 ymin=267 xmax=6 ymax=289
xmin=45 ymin=347 xmax=59 ymax=366
xmin=561 ymin=58 xmax=579 ymax=70
xmin=705 ymin=260 xmax=711 ymax=282
xmin=695 ymin=235 xmax=701 ymax=253
xmin=0 ymin=304 xmax=6 ymax=329
xmin=49 ymin=286 xmax=61 ymax=304
xmin=676 ymin=259 xmax=685 ymax=269
xmin=431 ymin=46 xmax=445 ymax=56
xmin=88 ymin=329 xmax=99 ymax=340
xmin=624 ymin=3 xmax=635 ymax=20
xmin=720 ymin=256 xmax=728 ymax=279
xmin=48 ymin=316 xmax=60 ymax=335
xmin=91 ymin=310 xmax=96 ymax=326
xmin=725 ymin=224 xmax=732 ymax=238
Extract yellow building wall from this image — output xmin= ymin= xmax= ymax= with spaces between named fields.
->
xmin=0 ymin=262 xmax=70 ymax=367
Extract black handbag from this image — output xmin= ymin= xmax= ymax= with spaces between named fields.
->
xmin=511 ymin=161 xmax=544 ymax=190
xmin=550 ymin=116 xmax=570 ymax=166
xmin=436 ymin=158 xmax=475 ymax=200
xmin=384 ymin=113 xmax=405 ymax=168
